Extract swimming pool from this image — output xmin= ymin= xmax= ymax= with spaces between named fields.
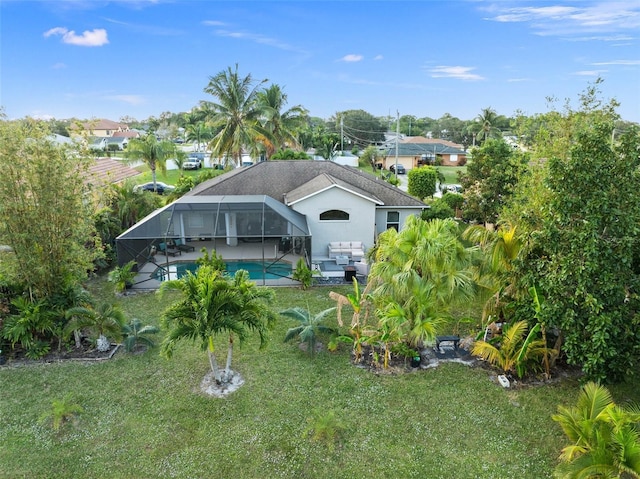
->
xmin=153 ymin=260 xmax=292 ymax=282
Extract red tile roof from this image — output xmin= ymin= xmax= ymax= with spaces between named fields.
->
xmin=81 ymin=119 xmax=129 ymax=131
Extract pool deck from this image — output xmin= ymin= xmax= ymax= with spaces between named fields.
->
xmin=130 ymin=239 xmax=354 ymax=290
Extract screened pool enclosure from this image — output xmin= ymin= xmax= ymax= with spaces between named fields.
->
xmin=115 ymin=195 xmax=311 ymax=285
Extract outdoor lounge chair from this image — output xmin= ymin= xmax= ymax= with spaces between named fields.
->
xmin=158 ymin=242 xmax=181 ymax=257
xmin=174 ymin=239 xmax=195 ymax=252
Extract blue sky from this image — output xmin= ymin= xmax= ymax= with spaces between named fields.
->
xmin=1 ymin=0 xmax=639 ymax=124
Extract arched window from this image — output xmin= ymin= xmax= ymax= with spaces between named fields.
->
xmin=320 ymin=209 xmax=349 ymax=221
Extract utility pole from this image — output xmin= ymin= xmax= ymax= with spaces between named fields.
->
xmin=340 ymin=114 xmax=344 ymax=154
xmin=395 ymin=110 xmax=399 ymax=182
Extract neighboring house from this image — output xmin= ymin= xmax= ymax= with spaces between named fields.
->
xmin=88 ymin=137 xmax=108 ymax=151
xmin=47 ymin=133 xmax=75 ymax=146
xmin=70 ymin=118 xmax=131 ymax=139
xmin=382 ymin=136 xmax=468 ymax=170
xmin=115 ymin=161 xmax=427 ymax=267
xmin=105 ymin=136 xmax=129 ymax=150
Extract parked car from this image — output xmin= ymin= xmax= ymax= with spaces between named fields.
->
xmin=183 ymin=159 xmax=202 ymax=170
xmin=446 ymin=184 xmax=462 ymax=193
xmin=134 ymin=182 xmax=175 ymax=195
xmin=389 ymin=164 xmax=406 ymax=174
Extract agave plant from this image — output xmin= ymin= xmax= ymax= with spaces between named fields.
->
xmin=121 ymin=318 xmax=159 ymax=353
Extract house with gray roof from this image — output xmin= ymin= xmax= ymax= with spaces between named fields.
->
xmin=382 ymin=136 xmax=468 ymax=170
xmin=116 ymin=161 xmax=426 ymax=282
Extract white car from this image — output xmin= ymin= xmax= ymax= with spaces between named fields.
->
xmin=183 ymin=159 xmax=201 ymax=170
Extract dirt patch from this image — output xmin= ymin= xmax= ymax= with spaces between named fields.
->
xmin=199 ymin=370 xmax=244 ymax=398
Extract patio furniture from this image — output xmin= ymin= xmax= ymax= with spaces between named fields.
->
xmin=344 ymin=265 xmax=357 ymax=282
xmin=158 ymin=242 xmax=181 ymax=257
xmin=354 ymin=260 xmax=370 ymax=276
xmin=174 ymin=239 xmax=195 ymax=252
xmin=335 ymin=255 xmax=349 ymax=265
xmin=436 ymin=335 xmax=460 ymax=351
xmin=328 ymin=241 xmax=365 ymax=260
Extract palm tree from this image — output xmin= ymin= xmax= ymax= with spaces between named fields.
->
xmin=121 ymin=318 xmax=159 ymax=352
xmin=125 ymin=133 xmax=176 ymax=193
xmin=204 ymin=64 xmax=268 ymax=168
xmin=256 ymin=84 xmax=308 ymax=159
xmin=65 ymin=302 xmax=126 ymax=352
xmin=463 ymin=221 xmax=524 ymax=323
xmin=553 ymin=382 xmax=640 ymax=479
xmin=474 ymin=107 xmax=500 ymax=142
xmin=371 ymin=217 xmax=478 ymax=313
xmin=280 ymin=306 xmax=337 ymax=356
xmin=160 ymin=266 xmax=276 ymax=384
xmin=185 ymin=122 xmax=213 ymax=152
xmin=471 ymin=320 xmax=552 ymax=378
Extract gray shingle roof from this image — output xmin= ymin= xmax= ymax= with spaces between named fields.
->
xmin=188 ymin=160 xmax=425 ymax=208
xmin=384 ymin=143 xmax=466 ymax=156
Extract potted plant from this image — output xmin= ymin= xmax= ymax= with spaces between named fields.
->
xmin=108 ymin=260 xmax=137 ymax=293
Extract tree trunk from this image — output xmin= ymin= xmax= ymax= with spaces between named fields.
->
xmin=73 ymin=330 xmax=82 ymax=349
xmin=207 ymin=336 xmax=222 ymax=384
xmin=224 ymin=335 xmax=234 ymax=381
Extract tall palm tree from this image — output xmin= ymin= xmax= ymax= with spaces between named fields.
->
xmin=474 ymin=107 xmax=500 ymax=142
xmin=204 ymin=64 xmax=268 ymax=167
xmin=256 ymin=84 xmax=308 ymax=159
xmin=281 ymin=306 xmax=337 ymax=356
xmin=125 ymin=134 xmax=176 ymax=192
xmin=553 ymin=382 xmax=640 ymax=479
xmin=160 ymin=266 xmax=276 ymax=384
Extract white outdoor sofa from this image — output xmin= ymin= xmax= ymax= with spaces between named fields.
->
xmin=328 ymin=241 xmax=365 ymax=261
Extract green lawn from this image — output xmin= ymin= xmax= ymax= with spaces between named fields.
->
xmin=1 ymin=277 xmax=638 ymax=478
xmin=437 ymin=165 xmax=466 ymax=185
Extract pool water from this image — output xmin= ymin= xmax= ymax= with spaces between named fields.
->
xmin=153 ymin=260 xmax=292 ymax=281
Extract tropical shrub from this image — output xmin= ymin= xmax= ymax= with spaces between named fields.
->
xmin=39 ymin=394 xmax=83 ymax=432
xmin=552 ymin=382 xmax=640 ymax=479
xmin=281 ymin=306 xmax=337 ymax=356
xmin=121 ymin=318 xmax=159 ymax=353
xmin=291 ymin=258 xmax=313 ymax=290
xmin=471 ymin=321 xmax=553 ymax=378
xmin=107 ymin=260 xmax=137 ymax=293
xmin=2 ymin=297 xmax=55 ymax=359
xmin=407 ymin=165 xmax=437 ymax=199
xmin=304 ymin=409 xmax=345 ymax=451
xmin=64 ymin=303 xmax=126 ymax=352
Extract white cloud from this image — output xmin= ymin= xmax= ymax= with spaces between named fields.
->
xmin=202 ymin=20 xmax=226 ymax=26
xmin=105 ymin=95 xmax=145 ymax=105
xmin=507 ymin=78 xmax=531 ymax=82
xmin=374 ymin=55 xmax=384 ymax=61
xmin=573 ymin=70 xmax=606 ymax=76
xmin=429 ymin=66 xmax=484 ymax=81
xmin=341 ymin=54 xmax=363 ymax=62
xmin=52 ymin=62 xmax=66 ymax=69
xmin=43 ymin=27 xmax=109 ymax=47
xmin=485 ymin=2 xmax=640 ymax=38
xmin=591 ymin=59 xmax=640 ymax=65
xmin=214 ymin=29 xmax=306 ymax=54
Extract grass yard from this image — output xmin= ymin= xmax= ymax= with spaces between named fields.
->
xmin=1 ymin=277 xmax=638 ymax=478
xmin=437 ymin=165 xmax=466 ymax=185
